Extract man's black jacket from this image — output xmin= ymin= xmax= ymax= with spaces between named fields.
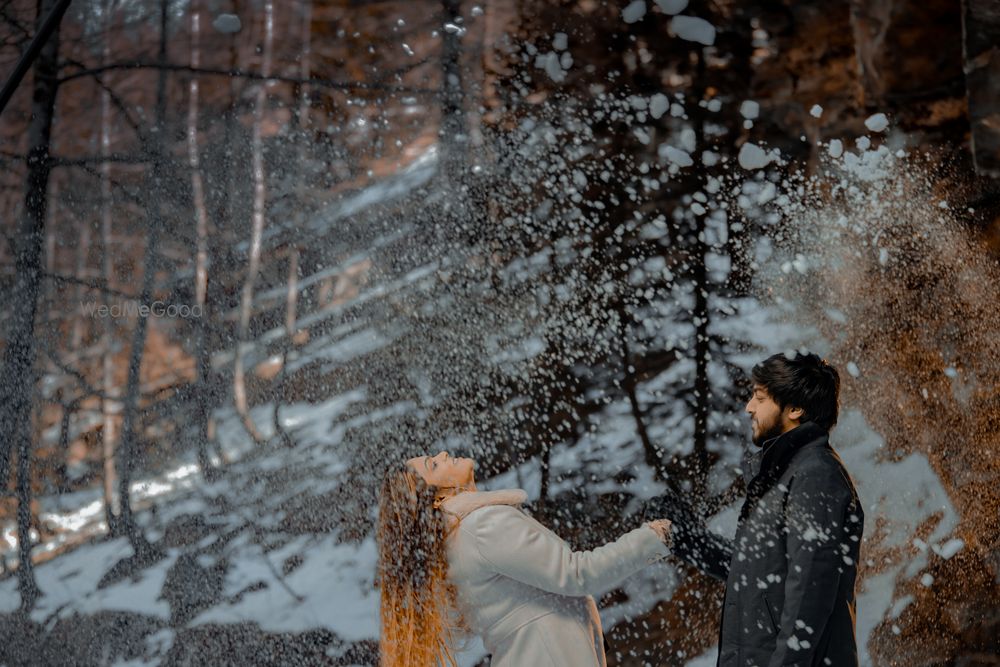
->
xmin=647 ymin=422 xmax=864 ymax=667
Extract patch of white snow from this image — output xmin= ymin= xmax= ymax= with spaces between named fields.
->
xmin=864 ymin=113 xmax=889 ymax=132
xmin=622 ymin=1 xmax=647 ymax=23
xmin=670 ymin=15 xmax=716 ymax=45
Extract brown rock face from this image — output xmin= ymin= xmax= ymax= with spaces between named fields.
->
xmin=963 ymin=0 xmax=1000 ymax=177
xmin=750 ymin=1 xmax=862 ymax=157
xmin=868 ymin=548 xmax=1000 ymax=667
xmin=780 ymin=162 xmax=1000 ymax=665
xmin=850 ymin=0 xmax=965 ymax=107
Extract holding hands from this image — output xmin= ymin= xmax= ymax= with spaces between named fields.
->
xmin=645 ymin=518 xmax=672 ymax=545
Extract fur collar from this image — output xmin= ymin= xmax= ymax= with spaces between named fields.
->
xmin=440 ymin=489 xmax=527 ymax=524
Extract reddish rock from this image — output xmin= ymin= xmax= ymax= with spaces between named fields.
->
xmin=963 ymin=0 xmax=1000 ymax=177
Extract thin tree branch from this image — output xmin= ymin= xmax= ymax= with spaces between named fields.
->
xmin=58 ymin=61 xmax=440 ymax=95
xmin=1 ymin=227 xmax=14 ymax=255
xmin=40 ymin=347 xmax=111 ymax=402
xmin=72 ymin=160 xmax=146 ymax=206
xmin=0 ymin=5 xmax=34 ymax=44
xmin=59 ymin=57 xmax=145 ymax=142
xmin=84 ymin=66 xmax=145 ymax=139
xmin=375 ymin=55 xmax=434 ymax=83
xmin=52 ymin=152 xmax=148 ymax=167
xmin=42 ymin=271 xmax=137 ymax=300
xmin=4 ymin=149 xmax=148 ymax=168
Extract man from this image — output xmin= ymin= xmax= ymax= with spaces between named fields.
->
xmin=647 ymin=352 xmax=864 ymax=667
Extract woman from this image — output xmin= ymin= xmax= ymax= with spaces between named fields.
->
xmin=377 ymin=451 xmax=671 ymax=667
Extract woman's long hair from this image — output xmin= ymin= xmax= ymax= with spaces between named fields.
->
xmin=377 ymin=465 xmax=459 ymax=667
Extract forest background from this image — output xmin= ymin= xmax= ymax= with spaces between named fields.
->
xmin=0 ymin=0 xmax=999 ymax=665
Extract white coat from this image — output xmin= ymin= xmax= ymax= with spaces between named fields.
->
xmin=441 ymin=489 xmax=670 ymax=667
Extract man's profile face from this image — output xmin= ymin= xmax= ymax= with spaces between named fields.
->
xmin=745 ymin=384 xmax=791 ymax=446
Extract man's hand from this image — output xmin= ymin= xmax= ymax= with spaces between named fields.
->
xmin=642 ymin=491 xmax=733 ymax=581
xmin=642 ymin=492 xmax=702 ymax=529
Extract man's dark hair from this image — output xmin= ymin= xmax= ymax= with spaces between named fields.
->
xmin=751 ymin=352 xmax=841 ymax=431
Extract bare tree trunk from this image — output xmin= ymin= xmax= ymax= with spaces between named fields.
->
xmin=100 ymin=0 xmax=120 ymax=529
xmin=44 ymin=180 xmax=57 ymax=323
xmin=199 ymin=0 xmax=243 ymax=465
xmin=270 ymin=0 xmax=311 ymax=448
xmin=71 ymin=200 xmax=90 ymax=352
xmin=188 ymin=0 xmax=207 ymax=370
xmin=43 ymin=171 xmax=85 ymax=498
xmin=440 ymin=0 xmax=467 ymax=183
xmin=963 ymin=0 xmax=1000 ymax=177
xmin=621 ymin=329 xmax=666 ymax=481
xmin=193 ymin=1 xmax=249 ymax=473
xmin=690 ymin=52 xmax=711 ymax=502
xmin=115 ymin=0 xmax=169 ymax=562
xmin=42 ymin=177 xmax=61 ymax=397
xmin=233 ymin=0 xmax=273 ymax=446
xmin=295 ymin=0 xmax=312 ymax=131
xmin=54 ymin=395 xmax=80 ymax=493
xmin=615 ymin=305 xmax=688 ymax=501
xmin=691 ymin=245 xmax=711 ymax=499
xmin=272 ymin=248 xmax=297 ymax=447
xmin=187 ymin=0 xmax=219 ymax=479
xmin=16 ymin=398 xmax=41 ymax=610
xmin=2 ymin=0 xmax=67 ymax=611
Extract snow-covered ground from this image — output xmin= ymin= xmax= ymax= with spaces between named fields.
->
xmin=0 ymin=378 xmax=961 ymax=667
xmin=2 ymin=278 xmax=966 ymax=667
xmin=0 ymin=388 xmax=495 ymax=665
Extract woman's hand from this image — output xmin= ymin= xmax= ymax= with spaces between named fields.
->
xmin=646 ymin=518 xmax=672 ymax=545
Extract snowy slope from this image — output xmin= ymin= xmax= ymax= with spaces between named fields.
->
xmin=0 ymin=348 xmax=962 ymax=667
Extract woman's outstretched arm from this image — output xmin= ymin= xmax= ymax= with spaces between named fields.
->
xmin=467 ymin=505 xmax=670 ymax=597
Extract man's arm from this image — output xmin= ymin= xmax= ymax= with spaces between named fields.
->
xmin=644 ymin=492 xmax=733 ymax=581
xmin=767 ymin=467 xmax=858 ymax=667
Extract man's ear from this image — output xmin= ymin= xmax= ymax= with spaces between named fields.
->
xmin=786 ymin=405 xmax=805 ymax=423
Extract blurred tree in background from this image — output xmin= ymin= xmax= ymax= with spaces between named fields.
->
xmin=0 ymin=0 xmax=998 ymax=664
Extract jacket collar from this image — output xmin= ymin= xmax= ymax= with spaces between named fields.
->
xmin=742 ymin=421 xmax=828 ymax=486
xmin=440 ymin=489 xmax=527 ymax=525
xmin=739 ymin=422 xmax=828 ymax=521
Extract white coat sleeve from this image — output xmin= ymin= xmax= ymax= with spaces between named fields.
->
xmin=470 ymin=505 xmax=670 ymax=597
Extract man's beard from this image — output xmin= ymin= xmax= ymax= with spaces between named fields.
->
xmin=752 ymin=415 xmax=785 ymax=447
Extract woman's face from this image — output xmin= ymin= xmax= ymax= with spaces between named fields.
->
xmin=407 ymin=451 xmax=475 ymax=489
